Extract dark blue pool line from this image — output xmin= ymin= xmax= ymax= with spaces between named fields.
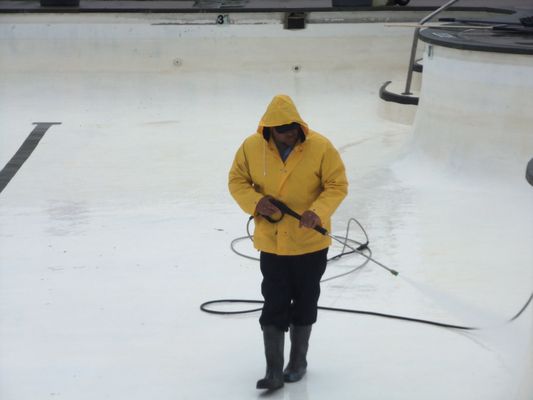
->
xmin=0 ymin=122 xmax=61 ymax=194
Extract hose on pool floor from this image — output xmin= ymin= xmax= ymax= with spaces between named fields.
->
xmin=200 ymin=212 xmax=533 ymax=331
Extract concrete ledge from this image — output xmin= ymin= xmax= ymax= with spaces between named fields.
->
xmin=0 ymin=1 xmax=518 ymax=14
xmin=420 ymin=24 xmax=533 ymax=55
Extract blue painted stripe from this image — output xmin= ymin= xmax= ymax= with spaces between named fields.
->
xmin=0 ymin=122 xmax=61 ymax=194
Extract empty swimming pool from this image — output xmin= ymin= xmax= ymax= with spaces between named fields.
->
xmin=1 ymin=5 xmax=532 ymax=400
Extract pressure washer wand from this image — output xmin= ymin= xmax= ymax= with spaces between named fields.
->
xmin=269 ymin=199 xmax=399 ymax=276
xmin=270 ymin=199 xmax=328 ymax=235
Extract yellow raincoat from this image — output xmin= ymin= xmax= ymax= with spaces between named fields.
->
xmin=228 ymin=95 xmax=348 ymax=255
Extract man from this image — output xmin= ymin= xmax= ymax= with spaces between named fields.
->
xmin=228 ymin=94 xmax=348 ymax=390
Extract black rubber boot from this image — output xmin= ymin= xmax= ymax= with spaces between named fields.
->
xmin=256 ymin=326 xmax=285 ymax=390
xmin=283 ymin=324 xmax=312 ymax=383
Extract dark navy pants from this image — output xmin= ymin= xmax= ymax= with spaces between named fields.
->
xmin=259 ymin=248 xmax=328 ymax=331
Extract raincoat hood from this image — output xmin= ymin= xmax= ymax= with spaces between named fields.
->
xmin=258 ymin=94 xmax=309 ymax=139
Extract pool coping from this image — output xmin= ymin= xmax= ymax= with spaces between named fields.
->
xmin=419 ymin=24 xmax=533 ymax=55
xmin=0 ymin=1 xmax=517 ymax=15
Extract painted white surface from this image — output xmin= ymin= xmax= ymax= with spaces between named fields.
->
xmin=0 ymin=14 xmax=531 ymax=400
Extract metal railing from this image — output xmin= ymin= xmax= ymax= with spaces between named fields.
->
xmin=403 ymin=0 xmax=460 ymax=95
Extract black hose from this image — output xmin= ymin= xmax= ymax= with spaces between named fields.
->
xmin=207 ymin=200 xmax=533 ymax=331
xmin=199 ymin=299 xmax=477 ymax=330
xmin=200 ymin=295 xmax=533 ymax=331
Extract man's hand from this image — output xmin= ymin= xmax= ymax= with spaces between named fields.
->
xmin=255 ymin=196 xmax=281 ymax=217
xmin=299 ymin=210 xmax=321 ymax=229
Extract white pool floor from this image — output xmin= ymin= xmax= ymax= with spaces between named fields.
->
xmin=0 ymin=14 xmax=532 ymax=400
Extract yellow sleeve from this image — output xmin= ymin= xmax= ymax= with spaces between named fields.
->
xmin=228 ymin=142 xmax=263 ymax=215
xmin=310 ymin=144 xmax=348 ymax=222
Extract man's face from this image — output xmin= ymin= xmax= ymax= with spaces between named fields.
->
xmin=271 ymin=126 xmax=300 ymax=148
